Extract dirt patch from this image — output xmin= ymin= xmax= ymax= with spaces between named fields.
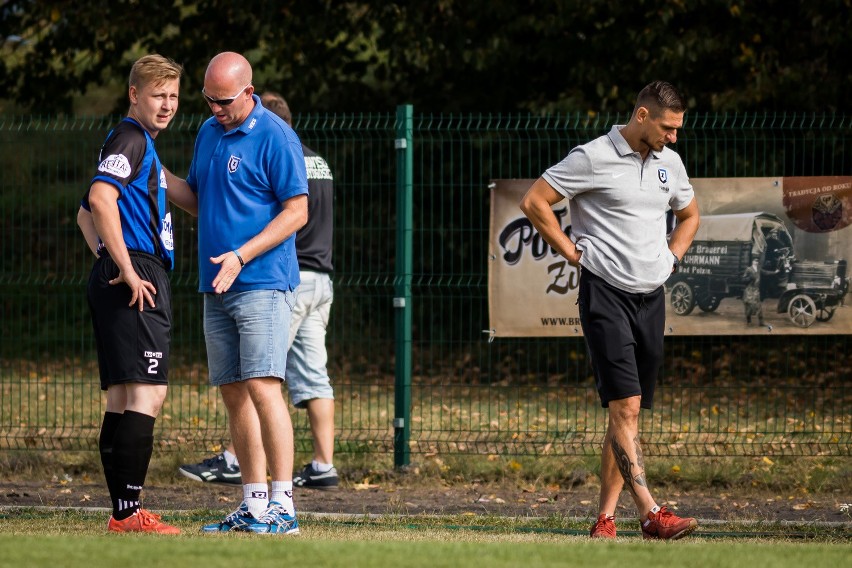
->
xmin=1 ymin=474 xmax=848 ymax=525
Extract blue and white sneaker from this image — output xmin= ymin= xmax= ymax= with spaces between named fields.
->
xmin=251 ymin=501 xmax=300 ymax=535
xmin=201 ymin=502 xmax=263 ymax=533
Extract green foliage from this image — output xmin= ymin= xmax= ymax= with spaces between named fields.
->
xmin=2 ymin=1 xmax=850 ymax=115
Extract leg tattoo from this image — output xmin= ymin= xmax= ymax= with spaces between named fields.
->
xmin=610 ymin=436 xmax=647 ymax=496
xmin=633 ymin=435 xmax=647 ymax=489
xmin=610 ymin=436 xmax=635 ymax=494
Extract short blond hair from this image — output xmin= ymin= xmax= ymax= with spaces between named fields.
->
xmin=129 ymin=54 xmax=183 ymax=88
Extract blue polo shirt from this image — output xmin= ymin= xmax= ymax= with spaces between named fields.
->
xmin=83 ymin=117 xmax=174 ymax=270
xmin=187 ymin=95 xmax=308 ymax=292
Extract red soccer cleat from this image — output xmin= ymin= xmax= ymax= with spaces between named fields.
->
xmin=640 ymin=506 xmax=697 ymax=540
xmin=108 ymin=508 xmax=181 ymax=535
xmin=589 ymin=514 xmax=617 ymax=539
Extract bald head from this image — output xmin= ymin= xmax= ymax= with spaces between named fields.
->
xmin=206 ymin=51 xmax=252 ymax=87
xmin=202 ymin=52 xmax=256 ymax=131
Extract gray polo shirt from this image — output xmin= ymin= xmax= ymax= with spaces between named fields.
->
xmin=542 ymin=125 xmax=694 ymax=293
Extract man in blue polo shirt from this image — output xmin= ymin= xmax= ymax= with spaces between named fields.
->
xmin=521 ymin=81 xmax=700 ymax=541
xmin=186 ymin=52 xmax=308 ymax=535
xmin=179 ymin=91 xmax=339 ymax=491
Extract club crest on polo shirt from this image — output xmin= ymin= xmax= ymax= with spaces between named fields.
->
xmin=228 ymin=155 xmax=241 ymax=173
xmin=658 ymin=168 xmax=670 ymax=192
xmin=98 ymin=154 xmax=132 ymax=178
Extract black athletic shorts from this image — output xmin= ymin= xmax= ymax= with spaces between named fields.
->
xmin=577 ymin=269 xmax=665 ymax=409
xmin=86 ymin=250 xmax=171 ymax=391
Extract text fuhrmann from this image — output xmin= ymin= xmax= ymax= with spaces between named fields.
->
xmin=684 ymin=254 xmax=721 ymax=265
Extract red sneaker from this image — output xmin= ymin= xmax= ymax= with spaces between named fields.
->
xmin=108 ymin=508 xmax=181 ymax=534
xmin=589 ymin=514 xmax=616 ymax=539
xmin=640 ymin=506 xmax=697 ymax=540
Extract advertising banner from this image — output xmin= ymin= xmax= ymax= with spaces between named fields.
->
xmin=488 ymin=176 xmax=852 ymax=336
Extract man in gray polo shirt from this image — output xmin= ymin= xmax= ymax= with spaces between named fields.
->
xmin=520 ymin=81 xmax=700 ymax=540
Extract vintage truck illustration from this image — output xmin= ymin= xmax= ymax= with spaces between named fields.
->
xmin=666 ymin=212 xmax=847 ymax=327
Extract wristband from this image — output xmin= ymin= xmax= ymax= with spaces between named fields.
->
xmin=233 ymin=249 xmax=245 ymax=267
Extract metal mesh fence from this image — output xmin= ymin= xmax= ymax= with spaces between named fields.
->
xmin=0 ymin=111 xmax=849 ymax=458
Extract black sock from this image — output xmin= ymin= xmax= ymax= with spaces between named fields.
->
xmin=99 ymin=411 xmax=124 ymax=507
xmin=111 ymin=410 xmax=155 ymax=520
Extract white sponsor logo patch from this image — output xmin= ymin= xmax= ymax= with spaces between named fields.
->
xmin=160 ymin=212 xmax=174 ymax=251
xmin=98 ymin=153 xmax=132 ymax=178
xmin=305 ymin=156 xmax=334 ymax=180
xmin=160 ymin=169 xmax=167 ymax=188
xmin=228 ymin=155 xmax=241 ymax=173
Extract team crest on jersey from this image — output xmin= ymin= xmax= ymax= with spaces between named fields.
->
xmin=160 ymin=169 xmax=167 ymax=188
xmin=228 ymin=155 xmax=241 ymax=173
xmin=657 ymin=168 xmax=668 ymax=183
xmin=98 ymin=153 xmax=132 ymax=178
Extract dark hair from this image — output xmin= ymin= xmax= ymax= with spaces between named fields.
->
xmin=260 ymin=91 xmax=292 ymax=126
xmin=634 ymin=81 xmax=686 ymax=116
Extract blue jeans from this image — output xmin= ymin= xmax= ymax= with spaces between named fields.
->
xmin=286 ymin=271 xmax=334 ymax=407
xmin=204 ymin=290 xmax=295 ymax=386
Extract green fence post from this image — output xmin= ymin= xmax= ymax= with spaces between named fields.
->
xmin=393 ymin=104 xmax=414 ymax=467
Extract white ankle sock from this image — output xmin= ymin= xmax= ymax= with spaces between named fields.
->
xmin=223 ymin=449 xmax=239 ymax=467
xmin=270 ymin=481 xmax=294 ymax=515
xmin=312 ymin=460 xmax=333 ymax=473
xmin=243 ymin=483 xmax=268 ymax=518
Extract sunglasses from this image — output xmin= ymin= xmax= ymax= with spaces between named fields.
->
xmin=201 ymin=82 xmax=252 ymax=106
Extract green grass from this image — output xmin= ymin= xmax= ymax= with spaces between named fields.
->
xmin=0 ymin=510 xmax=849 ymax=568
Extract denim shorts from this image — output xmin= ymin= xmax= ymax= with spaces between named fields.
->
xmin=286 ymin=271 xmax=335 ymax=407
xmin=204 ymin=289 xmax=295 ymax=386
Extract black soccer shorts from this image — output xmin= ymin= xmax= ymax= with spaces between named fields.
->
xmin=86 ymin=250 xmax=171 ymax=390
xmin=577 ymin=269 xmax=665 ymax=409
